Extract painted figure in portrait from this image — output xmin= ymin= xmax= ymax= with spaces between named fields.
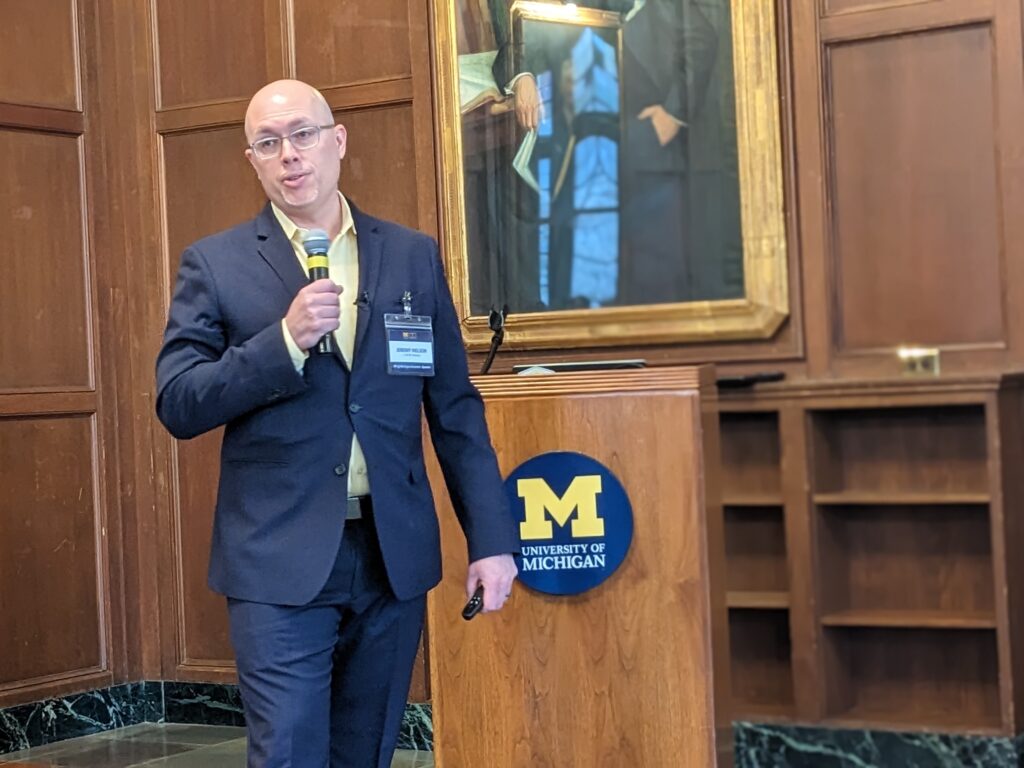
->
xmin=456 ymin=0 xmax=744 ymax=316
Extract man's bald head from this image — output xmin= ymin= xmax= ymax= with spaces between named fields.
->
xmin=244 ymin=79 xmax=333 ymax=142
xmin=243 ymin=78 xmax=347 ymax=232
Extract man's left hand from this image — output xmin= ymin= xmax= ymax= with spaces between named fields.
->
xmin=638 ymin=104 xmax=683 ymax=147
xmin=466 ymin=554 xmax=518 ymax=613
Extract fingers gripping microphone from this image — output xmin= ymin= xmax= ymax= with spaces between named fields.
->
xmin=302 ymin=229 xmax=334 ymax=355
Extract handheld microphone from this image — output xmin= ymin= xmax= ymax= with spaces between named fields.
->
xmin=302 ymin=229 xmax=334 ymax=355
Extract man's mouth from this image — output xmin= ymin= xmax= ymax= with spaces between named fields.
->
xmin=281 ymin=171 xmax=309 ymax=188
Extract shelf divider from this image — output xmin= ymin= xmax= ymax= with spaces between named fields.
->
xmin=813 ymin=491 xmax=990 ymax=506
xmin=728 ymin=591 xmax=791 ymax=610
xmin=820 ymin=608 xmax=997 ymax=630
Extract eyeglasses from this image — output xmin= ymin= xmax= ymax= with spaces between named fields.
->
xmin=248 ymin=124 xmax=335 ymax=160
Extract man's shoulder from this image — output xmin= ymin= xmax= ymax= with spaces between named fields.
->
xmin=187 ymin=212 xmax=263 ymax=257
xmin=355 ymin=208 xmax=436 ymax=252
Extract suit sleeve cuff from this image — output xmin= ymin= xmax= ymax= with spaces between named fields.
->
xmin=281 ymin=318 xmax=308 ymax=372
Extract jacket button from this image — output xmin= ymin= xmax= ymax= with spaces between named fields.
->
xmin=334 ymin=464 xmax=347 ymax=476
xmin=348 ymin=403 xmax=362 ymax=414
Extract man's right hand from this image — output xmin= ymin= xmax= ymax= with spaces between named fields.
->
xmin=285 ymin=279 xmax=342 ymax=350
xmin=512 ymin=75 xmax=542 ymax=131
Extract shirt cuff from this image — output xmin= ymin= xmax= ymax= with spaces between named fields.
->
xmin=504 ymin=72 xmax=534 ymax=96
xmin=281 ymin=318 xmax=308 ymax=372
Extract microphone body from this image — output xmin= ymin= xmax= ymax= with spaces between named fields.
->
xmin=302 ymin=229 xmax=334 ymax=355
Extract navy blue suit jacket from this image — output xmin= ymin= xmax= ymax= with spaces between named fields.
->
xmin=156 ymin=202 xmax=519 ymax=605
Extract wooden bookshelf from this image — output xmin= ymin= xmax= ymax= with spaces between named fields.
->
xmin=716 ymin=374 xmax=1024 ymax=735
xmin=815 ymin=503 xmax=994 ymax=617
xmin=822 ymin=626 xmax=1001 ymax=732
xmin=719 ymin=412 xmax=782 ymax=500
xmin=729 ymin=608 xmax=794 ymax=718
xmin=719 ymin=411 xmax=793 ymax=719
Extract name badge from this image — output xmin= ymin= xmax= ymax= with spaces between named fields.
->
xmin=384 ymin=313 xmax=434 ymax=376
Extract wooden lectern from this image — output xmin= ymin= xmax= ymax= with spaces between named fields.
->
xmin=425 ymin=367 xmax=732 ymax=767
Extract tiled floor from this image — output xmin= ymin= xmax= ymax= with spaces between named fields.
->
xmin=0 ymin=724 xmax=434 ymax=767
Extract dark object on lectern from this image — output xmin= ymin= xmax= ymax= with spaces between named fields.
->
xmin=715 ymin=370 xmax=786 ymax=389
xmin=480 ymin=305 xmax=509 ymax=375
xmin=511 ymin=359 xmax=647 ymax=374
xmin=462 ymin=584 xmax=485 ymax=620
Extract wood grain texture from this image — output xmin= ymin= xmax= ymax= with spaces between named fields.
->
xmin=822 ymin=0 xmax=937 ymax=16
xmin=161 ymin=127 xmax=267 ymax=262
xmin=777 ymin=404 xmax=824 ymax=720
xmin=427 ymin=370 xmax=728 ymax=766
xmin=809 ymin=406 xmax=988 ymax=495
xmin=720 ymin=412 xmax=782 ymax=498
xmin=174 ymin=431 xmax=233 ymax=668
xmin=701 ymin=392 xmax=734 ymax=766
xmin=725 ymin=508 xmax=787 ymax=593
xmin=293 ymin=0 xmax=412 ymax=86
xmin=823 ymin=626 xmax=1001 ymax=731
xmin=802 ymin=0 xmax=1024 ymax=377
xmin=84 ymin=0 xmax=170 ymax=685
xmin=826 ymin=23 xmax=1003 ymax=352
xmin=0 ymin=0 xmax=80 ymax=109
xmin=0 ymin=416 xmax=103 ymax=689
xmin=0 ymin=130 xmax=91 ymax=391
xmin=991 ymin=389 xmax=1022 ymax=732
xmin=153 ymin=0 xmax=285 ymax=109
xmin=729 ymin=609 xmax=794 ymax=716
xmin=817 ymin=504 xmax=993 ymax=615
xmin=338 ymin=104 xmax=419 ymax=229
xmin=719 ymin=374 xmax=1024 ymax=733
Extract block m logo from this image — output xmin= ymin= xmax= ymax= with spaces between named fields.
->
xmin=517 ymin=476 xmax=605 ymax=540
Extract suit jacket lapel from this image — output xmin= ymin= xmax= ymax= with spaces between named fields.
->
xmin=622 ymin=0 xmax=661 ymax=92
xmin=352 ymin=203 xmax=384 ymax=362
xmin=255 ymin=203 xmax=307 ymax=298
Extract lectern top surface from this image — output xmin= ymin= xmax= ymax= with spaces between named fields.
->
xmin=472 ymin=366 xmax=709 ymax=399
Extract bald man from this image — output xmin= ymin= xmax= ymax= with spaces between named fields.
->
xmin=156 ymin=80 xmax=519 ymax=768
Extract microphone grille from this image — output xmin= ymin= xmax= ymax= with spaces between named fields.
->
xmin=302 ymin=229 xmax=331 ymax=255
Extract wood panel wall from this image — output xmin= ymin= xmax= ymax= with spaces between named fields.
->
xmin=1 ymin=0 xmax=1021 ymax=712
xmin=0 ymin=0 xmax=437 ymax=702
xmin=794 ymin=0 xmax=1024 ymax=379
xmin=0 ymin=0 xmax=121 ymax=707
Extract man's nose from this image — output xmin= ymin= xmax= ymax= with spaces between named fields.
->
xmin=279 ymin=137 xmax=300 ymax=162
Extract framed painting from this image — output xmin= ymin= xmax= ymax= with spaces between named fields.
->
xmin=433 ymin=0 xmax=787 ymax=349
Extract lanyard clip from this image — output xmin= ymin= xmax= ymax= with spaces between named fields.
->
xmin=401 ymin=291 xmax=413 ymax=315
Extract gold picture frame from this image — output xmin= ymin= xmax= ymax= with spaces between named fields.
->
xmin=432 ymin=0 xmax=788 ymax=350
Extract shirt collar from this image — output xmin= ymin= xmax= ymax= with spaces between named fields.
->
xmin=271 ymin=191 xmax=357 ymax=246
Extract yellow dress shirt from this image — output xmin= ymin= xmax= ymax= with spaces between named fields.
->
xmin=273 ymin=193 xmax=370 ymax=497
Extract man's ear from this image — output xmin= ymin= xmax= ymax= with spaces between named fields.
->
xmin=244 ymin=148 xmax=260 ymax=175
xmin=334 ymin=124 xmax=348 ymax=160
